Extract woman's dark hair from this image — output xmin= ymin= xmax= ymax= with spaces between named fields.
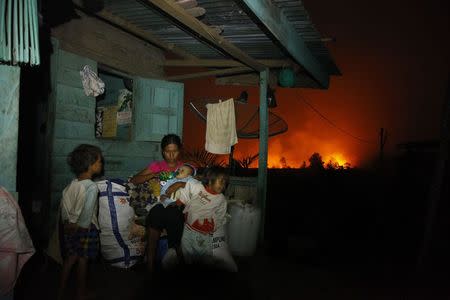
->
xmin=202 ymin=166 xmax=229 ymax=187
xmin=67 ymin=144 xmax=102 ymax=176
xmin=161 ymin=134 xmax=182 ymax=152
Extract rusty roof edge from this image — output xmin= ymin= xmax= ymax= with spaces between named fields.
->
xmin=234 ymin=0 xmax=334 ymax=88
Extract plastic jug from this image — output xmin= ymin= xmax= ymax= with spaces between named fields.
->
xmin=227 ymin=203 xmax=261 ymax=256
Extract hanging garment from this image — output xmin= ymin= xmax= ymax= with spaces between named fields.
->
xmin=205 ymin=98 xmax=238 ymax=154
xmin=0 ymin=187 xmax=35 ymax=295
xmin=80 ymin=65 xmax=105 ymax=97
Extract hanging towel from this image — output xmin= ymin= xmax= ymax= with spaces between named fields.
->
xmin=205 ymin=98 xmax=238 ymax=154
xmin=80 ymin=65 xmax=105 ymax=97
xmin=0 ymin=187 xmax=35 ymax=295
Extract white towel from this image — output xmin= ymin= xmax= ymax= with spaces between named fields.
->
xmin=80 ymin=65 xmax=105 ymax=97
xmin=205 ymin=98 xmax=238 ymax=154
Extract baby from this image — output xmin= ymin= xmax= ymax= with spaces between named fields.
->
xmin=159 ymin=163 xmax=196 ymax=207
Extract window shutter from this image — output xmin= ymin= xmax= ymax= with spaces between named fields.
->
xmin=133 ymin=78 xmax=184 ymax=141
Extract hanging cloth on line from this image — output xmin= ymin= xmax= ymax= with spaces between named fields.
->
xmin=205 ymin=98 xmax=238 ymax=155
xmin=80 ymin=65 xmax=105 ymax=97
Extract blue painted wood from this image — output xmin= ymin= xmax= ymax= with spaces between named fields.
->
xmin=53 ymin=119 xmax=95 ymax=139
xmin=57 ymin=66 xmax=87 ymax=89
xmin=6 ymin=0 xmax=12 ymax=61
xmin=0 ymin=0 xmax=6 ymax=60
xmin=238 ymin=0 xmax=329 ymax=88
xmin=51 ymin=174 xmax=73 ymax=192
xmin=18 ymin=0 xmax=23 ymax=62
xmin=47 ymin=44 xmax=183 ymax=239
xmin=52 ymin=138 xmax=159 ymax=157
xmin=58 ymin=49 xmax=96 ymax=71
xmin=55 ymin=84 xmax=95 ymax=109
xmin=0 ymin=65 xmax=20 ymax=192
xmin=23 ymin=0 xmax=29 ymax=63
xmin=55 ymin=102 xmax=96 ymax=124
xmin=30 ymin=0 xmax=40 ymax=65
xmin=56 ymin=50 xmax=96 ymax=89
xmin=52 ymin=155 xmax=153 ymax=175
xmin=13 ymin=0 xmax=18 ymax=62
xmin=258 ymin=69 xmax=269 ymax=240
xmin=134 ymin=77 xmax=184 ymax=141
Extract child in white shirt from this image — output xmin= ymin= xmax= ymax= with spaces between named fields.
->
xmin=58 ymin=144 xmax=103 ymax=300
xmin=178 ymin=166 xmax=230 ymax=266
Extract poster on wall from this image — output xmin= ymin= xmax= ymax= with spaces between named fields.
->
xmin=117 ymin=89 xmax=132 ymax=125
xmin=100 ymin=105 xmax=118 ymax=138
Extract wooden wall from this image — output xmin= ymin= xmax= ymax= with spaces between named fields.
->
xmin=51 ymin=13 xmax=164 ymax=79
xmin=0 ymin=65 xmax=20 ymax=196
xmin=42 ymin=38 xmax=183 ymax=236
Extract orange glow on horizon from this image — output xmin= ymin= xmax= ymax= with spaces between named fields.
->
xmin=234 ymin=150 xmax=353 ymax=169
xmin=323 ymin=152 xmax=350 ymax=168
xmin=180 ymin=76 xmax=372 ymax=169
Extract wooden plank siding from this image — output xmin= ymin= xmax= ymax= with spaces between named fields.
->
xmin=0 ymin=65 xmax=20 ymax=194
xmin=51 ymin=13 xmax=164 ymax=79
xmin=134 ymin=78 xmax=184 ymax=142
xmin=44 ymin=40 xmax=182 ymax=236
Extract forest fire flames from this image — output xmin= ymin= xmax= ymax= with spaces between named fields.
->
xmin=232 ymin=136 xmax=354 ymax=169
xmin=266 ymin=151 xmax=351 ymax=169
xmin=232 ymin=148 xmax=352 ymax=169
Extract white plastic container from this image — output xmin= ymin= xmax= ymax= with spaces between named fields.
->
xmin=226 ymin=203 xmax=261 ymax=256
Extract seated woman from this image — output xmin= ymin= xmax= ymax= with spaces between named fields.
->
xmin=129 ymin=134 xmax=188 ymax=272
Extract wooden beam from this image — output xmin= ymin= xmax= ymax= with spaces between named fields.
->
xmin=236 ymin=0 xmax=329 ymax=88
xmin=72 ymin=0 xmax=196 ymax=59
xmin=215 ymin=71 xmax=278 ymax=87
xmin=166 ymin=66 xmax=252 ymax=81
xmin=258 ymin=69 xmax=269 ymax=242
xmin=164 ymin=59 xmax=291 ymax=68
xmin=144 ymin=0 xmax=266 ymax=72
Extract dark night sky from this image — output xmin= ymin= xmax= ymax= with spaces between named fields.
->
xmin=296 ymin=0 xmax=450 ymax=165
xmin=182 ymin=0 xmax=449 ymax=168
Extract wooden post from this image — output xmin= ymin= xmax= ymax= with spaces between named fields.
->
xmin=6 ymin=0 xmax=12 ymax=61
xmin=258 ymin=69 xmax=269 ymax=242
xmin=30 ymin=0 xmax=39 ymax=65
xmin=229 ymin=145 xmax=235 ymax=176
xmin=13 ymin=0 xmax=18 ymax=63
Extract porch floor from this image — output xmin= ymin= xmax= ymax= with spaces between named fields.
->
xmin=14 ymin=237 xmax=450 ymax=300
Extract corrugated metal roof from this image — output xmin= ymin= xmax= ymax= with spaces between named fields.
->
xmin=272 ymin=0 xmax=340 ymax=75
xmin=103 ymin=0 xmax=340 ymax=76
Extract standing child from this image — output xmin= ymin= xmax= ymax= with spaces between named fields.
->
xmin=179 ymin=166 xmax=236 ymax=270
xmin=57 ymin=144 xmax=103 ymax=300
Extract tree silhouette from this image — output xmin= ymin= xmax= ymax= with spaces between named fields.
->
xmin=300 ymin=161 xmax=307 ymax=169
xmin=308 ymin=152 xmax=324 ymax=171
xmin=280 ymin=157 xmax=288 ymax=168
xmin=325 ymin=160 xmax=339 ymax=170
